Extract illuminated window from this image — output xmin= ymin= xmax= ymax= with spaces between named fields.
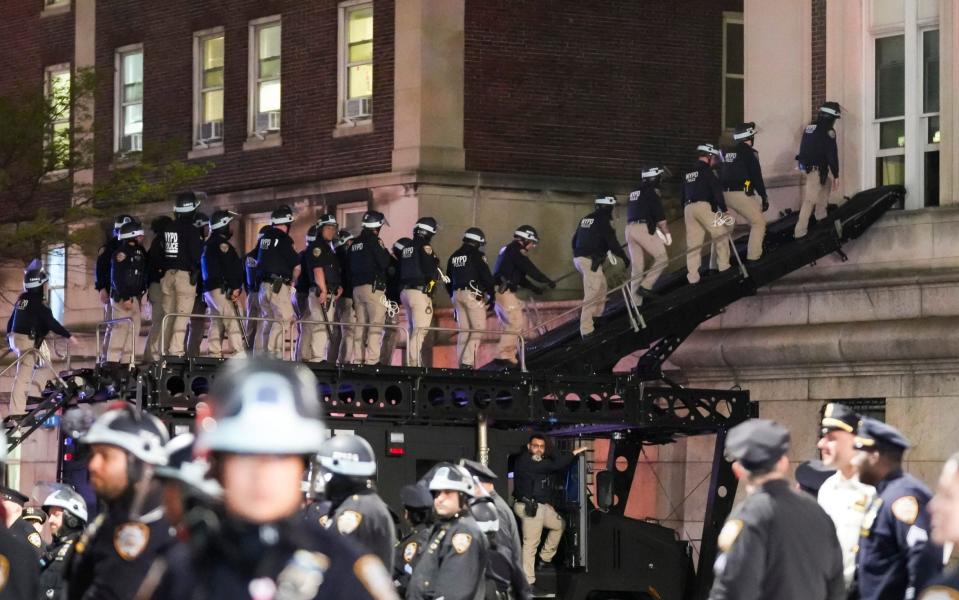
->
xmin=115 ymin=46 xmax=143 ymax=154
xmin=194 ymin=30 xmax=225 ymax=146
xmin=45 ymin=65 xmax=71 ymax=171
xmin=339 ymin=1 xmax=373 ymax=122
xmin=250 ymin=18 xmax=281 ymax=135
xmin=722 ymin=12 xmax=744 ymax=131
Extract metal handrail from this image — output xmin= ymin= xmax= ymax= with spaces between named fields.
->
xmin=412 ymin=325 xmax=527 ymax=372
xmin=0 ymin=348 xmax=70 ymax=397
xmin=96 ymin=317 xmax=139 ymax=368
xmin=161 ymin=312 xmax=292 ymax=360
xmin=292 ymin=318 xmax=411 ymax=366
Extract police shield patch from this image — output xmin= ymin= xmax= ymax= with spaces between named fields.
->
xmin=920 ymin=587 xmax=959 ymax=600
xmin=275 ymin=550 xmax=329 ymax=600
xmin=337 ymin=510 xmax=363 ymax=534
xmin=113 ymin=522 xmax=150 ymax=560
xmin=451 ymin=533 xmax=472 ymax=554
xmin=0 ymin=555 xmax=8 ymax=591
xmin=312 ymin=247 xmax=321 ymax=257
xmin=220 ymin=243 xmax=230 ymax=253
xmin=717 ymin=519 xmax=743 ymax=552
xmin=403 ymin=541 xmax=418 ymax=563
xmin=115 ymin=252 xmax=126 ymax=263
xmin=892 ymin=496 xmax=920 ymax=525
xmin=27 ymin=532 xmax=42 ymax=548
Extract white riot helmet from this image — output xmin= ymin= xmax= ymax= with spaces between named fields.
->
xmin=316 ymin=434 xmax=377 ymax=478
xmin=697 ymin=143 xmax=722 ymax=157
xmin=82 ymin=405 xmax=170 ymax=466
xmin=41 ymin=485 xmax=88 ymax=523
xmin=428 ymin=463 xmax=475 ymax=497
xmin=594 ymin=195 xmax=617 ymax=206
xmin=470 ymin=497 xmax=500 ymax=533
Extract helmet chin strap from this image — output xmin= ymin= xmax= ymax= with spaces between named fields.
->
xmin=125 ymin=456 xmax=156 ymax=521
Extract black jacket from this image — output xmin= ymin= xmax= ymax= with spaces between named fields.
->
xmin=512 ymin=451 xmax=577 ymax=504
xmin=572 ymin=208 xmax=628 ymax=262
xmin=682 ymin=160 xmax=727 ymax=212
xmin=201 ymin=232 xmax=245 ymax=292
xmin=6 ymin=290 xmax=71 ymax=342
xmin=492 ymin=241 xmax=551 ymax=293
xmin=721 ymin=142 xmax=768 ymax=200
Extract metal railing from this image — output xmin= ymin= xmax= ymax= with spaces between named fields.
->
xmin=292 ymin=318 xmax=411 ymax=366
xmin=161 ymin=312 xmax=292 ymax=360
xmin=412 ymin=325 xmax=527 ymax=372
xmin=96 ymin=317 xmax=139 ymax=368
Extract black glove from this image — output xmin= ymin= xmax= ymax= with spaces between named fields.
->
xmin=623 ymin=257 xmax=631 ymax=268
xmin=548 ymin=280 xmax=557 ymax=289
xmin=761 ymin=197 xmax=770 ymax=212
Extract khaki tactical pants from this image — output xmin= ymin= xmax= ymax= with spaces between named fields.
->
xmin=574 ymin=256 xmax=607 ymax=337
xmin=334 ymin=297 xmax=356 ymax=364
xmin=454 ymin=289 xmax=488 ymax=368
xmin=204 ymin=289 xmax=246 ymax=359
xmin=245 ymin=288 xmax=260 ymax=350
xmin=795 ymin=171 xmax=833 ymax=238
xmin=401 ymin=288 xmax=433 ymax=367
xmin=258 ymin=282 xmax=294 ymax=358
xmin=108 ymin=298 xmax=141 ymax=364
xmin=494 ymin=290 xmax=525 ymax=364
xmin=294 ymin=293 xmax=313 ymax=361
xmin=307 ymin=293 xmax=337 ymax=363
xmin=160 ymin=270 xmax=196 ymax=357
xmin=725 ymin=190 xmax=766 ymax=260
xmin=625 ymin=221 xmax=668 ymax=300
xmin=144 ymin=282 xmax=165 ymax=363
xmin=99 ymin=301 xmax=113 ymax=363
xmin=684 ymin=202 xmax=731 ymax=284
xmin=514 ymin=501 xmax=565 ymax=585
xmin=353 ymin=284 xmax=387 ymax=365
xmin=379 ymin=310 xmax=400 ymax=366
xmin=8 ymin=333 xmax=37 ymax=416
xmin=185 ymin=296 xmax=207 ymax=358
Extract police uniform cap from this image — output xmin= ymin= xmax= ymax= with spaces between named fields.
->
xmin=458 ymin=458 xmax=497 ymax=483
xmin=795 ymin=460 xmax=836 ymax=495
xmin=821 ymin=402 xmax=859 ymax=435
xmin=725 ymin=419 xmax=790 ymax=471
xmin=22 ymin=506 xmax=47 ymax=525
xmin=0 ymin=486 xmax=29 ymax=506
xmin=117 ymin=221 xmax=145 ymax=240
xmin=400 ymin=484 xmax=433 ymax=509
xmin=854 ymin=417 xmax=911 ymax=452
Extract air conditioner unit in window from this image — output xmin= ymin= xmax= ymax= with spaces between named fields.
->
xmin=345 ymin=97 xmax=372 ymax=120
xmin=267 ymin=111 xmax=281 ymax=131
xmin=199 ymin=121 xmax=223 ymax=143
xmin=122 ymin=132 xmax=143 ymax=153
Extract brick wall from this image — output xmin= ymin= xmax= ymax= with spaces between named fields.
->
xmin=464 ymin=0 xmax=743 ymax=181
xmin=811 ymin=0 xmax=827 ymax=121
xmin=92 ymin=0 xmax=394 ymax=196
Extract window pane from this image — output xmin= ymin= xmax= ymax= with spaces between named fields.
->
xmin=923 ymin=30 xmax=939 ymax=113
xmin=258 ymin=24 xmax=281 ymax=60
xmin=925 ymin=151 xmax=940 ymax=207
xmin=349 ymin=40 xmax=373 ymax=63
xmin=123 ymin=82 xmax=143 ymax=103
xmin=725 ymin=22 xmax=744 ymax=76
xmin=875 ymin=35 xmax=905 ymax=118
xmin=204 ymin=35 xmax=224 ymax=70
xmin=203 ymin=67 xmax=224 ymax=89
xmin=123 ymin=104 xmax=142 ymax=135
xmin=258 ymin=80 xmax=281 ymax=112
xmin=348 ymin=64 xmax=373 ymax=99
xmin=348 ymin=7 xmax=373 ymax=43
xmin=876 ymin=155 xmax=905 ymax=186
xmin=122 ymin=51 xmax=143 ymax=84
xmin=46 ymin=246 xmax=65 ymax=286
xmin=879 ymin=120 xmax=905 ymax=149
xmin=928 ymin=116 xmax=940 ymax=144
xmin=260 ymin=56 xmax=281 ymax=79
xmin=203 ymin=89 xmax=223 ymax=122
xmin=724 ymin=77 xmax=744 ymax=130
xmin=48 ymin=71 xmax=71 ymax=120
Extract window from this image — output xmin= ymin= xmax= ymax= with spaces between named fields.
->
xmin=336 ymin=201 xmax=368 ymax=235
xmin=194 ymin=30 xmax=225 ymax=147
xmin=115 ymin=46 xmax=143 ymax=154
xmin=46 ymin=245 xmax=66 ymax=322
xmin=250 ymin=18 xmax=281 ymax=135
xmin=874 ymin=34 xmax=905 ymax=187
xmin=45 ymin=65 xmax=71 ymax=171
xmin=339 ymin=1 xmax=373 ymax=122
xmin=722 ymin=12 xmax=744 ymax=131
xmin=922 ymin=29 xmax=940 ymax=207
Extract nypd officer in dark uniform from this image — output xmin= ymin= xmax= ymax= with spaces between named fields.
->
xmin=795 ymin=101 xmax=842 ymax=238
xmin=471 ymin=496 xmax=531 ymax=600
xmin=447 ymin=228 xmax=495 ymax=369
xmin=492 ymin=226 xmax=554 ymax=367
xmin=380 ymin=237 xmax=409 ymax=365
xmin=350 ymin=211 xmax=393 ymax=365
xmin=334 ymin=230 xmax=357 ymax=364
xmin=394 ymin=484 xmax=434 ymax=596
xmin=144 ymin=215 xmax=173 ymax=363
xmin=400 ymin=217 xmax=443 ymax=367
xmin=95 ymin=215 xmax=134 ymax=360
xmin=243 ymin=226 xmax=269 ymax=350
xmin=255 ymin=205 xmax=300 ymax=357
xmin=709 ymin=419 xmax=844 ymax=600
xmin=316 ymin=434 xmax=397 ymax=572
xmin=721 ymin=122 xmax=769 ymax=261
xmin=408 ymin=463 xmax=488 ymax=600
xmin=185 ymin=211 xmax=212 ymax=358
xmin=0 ymin=432 xmax=40 ymax=599
xmin=852 ymin=418 xmax=942 ymax=600
xmin=625 ymin=167 xmax=671 ymax=303
xmin=460 ymin=458 xmax=522 ymax=563
xmin=39 ymin=485 xmax=88 ymax=600
xmin=304 ymin=214 xmax=342 ymax=364
xmin=572 ymin=195 xmax=629 ymax=338
xmin=150 ymin=191 xmax=205 ymax=357
xmin=2 ymin=486 xmax=43 ymax=555
xmin=108 ymin=220 xmax=148 ymax=363
xmin=295 ymin=224 xmax=320 ymax=361
xmin=201 ymin=210 xmax=246 ymax=359
xmin=683 ymin=144 xmax=732 ymax=284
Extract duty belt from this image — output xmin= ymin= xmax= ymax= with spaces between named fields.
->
xmin=723 ymin=186 xmax=746 ymax=192
xmin=627 ymin=219 xmax=647 ymax=225
xmin=263 ymin=274 xmax=291 ymax=285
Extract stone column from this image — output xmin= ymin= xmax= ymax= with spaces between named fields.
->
xmin=940 ymin=0 xmax=958 ymax=205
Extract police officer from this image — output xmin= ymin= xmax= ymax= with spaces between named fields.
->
xmin=108 ymin=220 xmax=148 ymax=363
xmin=721 ymin=122 xmax=769 ymax=261
xmin=795 ymin=101 xmax=842 ymax=238
xmin=144 ymin=359 xmax=396 ymax=600
xmin=0 ymin=431 xmax=40 ymax=599
xmin=408 ymin=463 xmax=488 ymax=600
xmin=5 ymin=260 xmax=73 ymax=419
xmin=492 ymin=226 xmax=554 ymax=368
xmin=816 ymin=403 xmax=875 ymax=589
xmin=149 ymin=191 xmax=205 ymax=357
xmin=144 ymin=215 xmax=173 ymax=363
xmin=316 ymin=434 xmax=397 ymax=571
xmin=350 ymin=211 xmax=392 ymax=365
xmin=460 ymin=459 xmax=522 ymax=561
xmin=400 ymin=217 xmax=443 ymax=367
xmin=95 ymin=214 xmax=134 ymax=360
xmin=40 ymin=484 xmax=88 ymax=600
xmin=334 ymin=230 xmax=357 ymax=364
xmin=448 ymin=228 xmax=495 ymax=370
xmin=243 ymin=226 xmax=270 ymax=350
xmin=153 ymin=433 xmax=221 ymax=529
xmin=22 ymin=507 xmax=46 ymax=534
xmin=710 ymin=419 xmax=844 ymax=600
xmin=67 ymin=405 xmax=175 ymax=600
xmin=683 ymin=144 xmax=732 ymax=285
xmin=186 ymin=211 xmax=212 ymax=357
xmin=201 ymin=210 xmax=246 ymax=359
xmin=255 ymin=205 xmax=300 ymax=357
xmin=305 ymin=215 xmax=342 ymax=364
xmin=921 ymin=453 xmax=959 ymax=598
xmin=852 ymin=418 xmax=942 ymax=600
xmin=295 ymin=225 xmax=319 ymax=361
xmin=512 ymin=434 xmax=587 ymax=589
xmin=1 ymin=486 xmax=43 ymax=554
xmin=625 ymin=167 xmax=671 ymax=303
xmin=380 ymin=238 xmax=409 ymax=365
xmin=572 ymin=195 xmax=630 ymax=338
xmin=472 ymin=496 xmax=531 ymax=600
xmin=394 ymin=484 xmax=434 ymax=596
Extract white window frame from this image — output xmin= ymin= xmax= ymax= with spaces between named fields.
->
xmin=114 ymin=44 xmax=144 ymax=155
xmin=336 ymin=201 xmax=368 ymax=235
xmin=248 ymin=16 xmax=282 ymax=138
xmin=337 ymin=0 xmax=373 ymax=124
xmin=44 ymin=63 xmax=71 ymax=173
xmin=721 ymin=12 xmax=744 ymax=132
xmin=193 ymin=28 xmax=225 ymax=149
xmin=45 ymin=244 xmax=66 ymax=323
